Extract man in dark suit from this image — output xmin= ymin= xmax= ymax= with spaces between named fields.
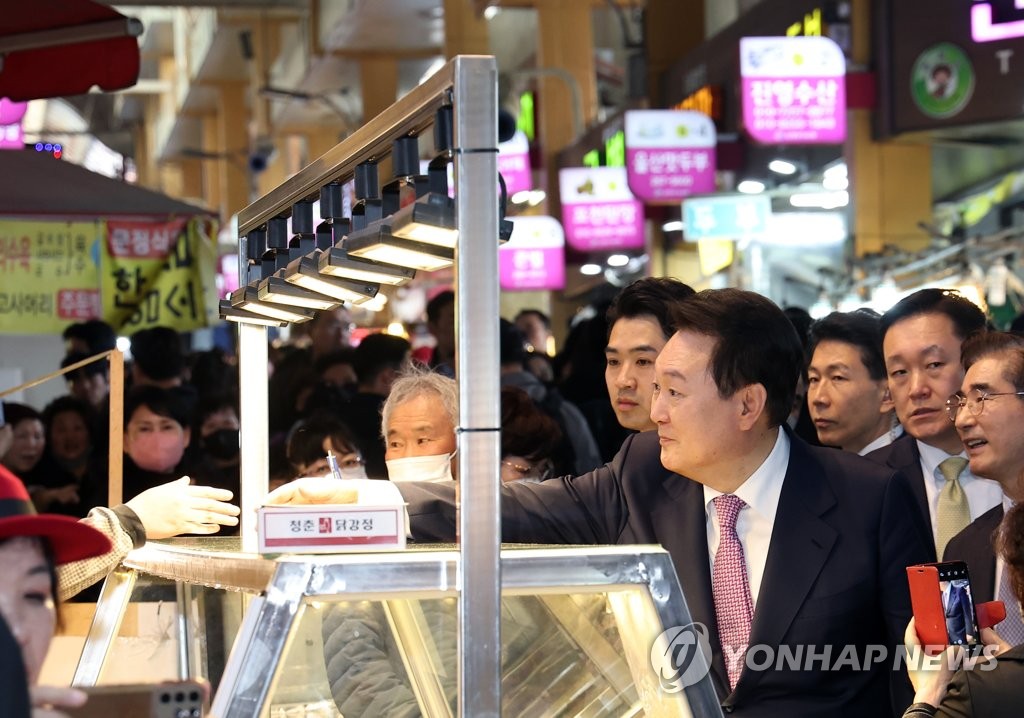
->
xmin=943 ymin=581 xmax=974 ymax=646
xmin=943 ymin=331 xmax=1024 ymax=645
xmin=865 ymin=289 xmax=1002 ymax=561
xmin=403 ymin=289 xmax=932 ymax=716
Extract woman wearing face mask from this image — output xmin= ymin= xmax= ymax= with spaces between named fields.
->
xmin=33 ymin=397 xmax=106 ymax=518
xmin=499 ymin=387 xmax=562 ymax=484
xmin=190 ymin=395 xmax=242 ymax=535
xmin=285 ymin=412 xmax=365 ymax=485
xmin=0 ymin=462 xmax=112 ymax=716
xmin=122 ymin=385 xmax=205 ymax=501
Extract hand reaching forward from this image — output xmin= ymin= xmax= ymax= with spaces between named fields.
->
xmin=125 ymin=476 xmax=240 ymax=539
xmin=264 ymin=477 xmax=358 ymax=506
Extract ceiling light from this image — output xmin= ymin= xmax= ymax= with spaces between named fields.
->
xmin=387 ymin=193 xmax=457 ymax=247
xmin=484 ymin=5 xmax=500 ymax=20
xmin=258 ymin=273 xmax=341 ymax=310
xmin=282 ymin=257 xmax=380 ymax=304
xmin=737 ymin=179 xmax=766 ymax=194
xmin=511 ymin=190 xmax=532 ymax=204
xmin=607 ymin=254 xmax=630 ymax=267
xmin=661 ymin=220 xmax=684 ymax=232
xmin=317 ymin=247 xmax=416 ymax=285
xmin=218 ymin=299 xmax=286 ymax=327
xmin=789 ymin=190 xmax=849 ymax=209
xmin=527 ymin=190 xmax=546 ymax=206
xmin=580 ymin=263 xmax=602 ymax=276
xmin=822 ymin=174 xmax=849 ymax=191
xmin=230 ymin=286 xmax=315 ymax=323
xmin=768 ymin=159 xmax=798 ymax=175
xmin=361 ymin=293 xmax=389 ymax=313
xmin=823 ymin=162 xmax=847 ymax=180
xmin=346 ymin=224 xmax=454 ymax=271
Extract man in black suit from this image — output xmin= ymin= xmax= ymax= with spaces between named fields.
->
xmin=403 ymin=289 xmax=932 ymax=716
xmin=943 ymin=331 xmax=1024 ymax=645
xmin=866 ymin=289 xmax=1002 ymax=561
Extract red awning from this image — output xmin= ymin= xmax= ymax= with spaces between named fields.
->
xmin=0 ymin=0 xmax=141 ymax=102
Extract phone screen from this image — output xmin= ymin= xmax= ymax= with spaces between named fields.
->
xmin=937 ymin=561 xmax=980 ymax=648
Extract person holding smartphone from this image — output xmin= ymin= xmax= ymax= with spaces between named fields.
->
xmin=903 ymin=504 xmax=1024 ymax=716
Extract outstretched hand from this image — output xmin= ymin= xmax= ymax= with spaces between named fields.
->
xmin=264 ymin=477 xmax=358 ymax=506
xmin=125 ymin=476 xmax=240 ymax=539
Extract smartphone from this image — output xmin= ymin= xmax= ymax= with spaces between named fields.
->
xmin=907 ymin=561 xmax=981 ymax=655
xmin=65 ymin=681 xmax=206 ymax=718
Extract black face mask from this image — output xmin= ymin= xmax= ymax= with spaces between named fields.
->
xmin=202 ymin=429 xmax=239 ymax=461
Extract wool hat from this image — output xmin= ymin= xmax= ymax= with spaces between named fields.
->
xmin=0 ymin=464 xmax=110 ymax=564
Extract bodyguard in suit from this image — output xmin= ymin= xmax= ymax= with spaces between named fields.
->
xmin=403 ymin=289 xmax=932 ymax=716
xmin=866 ymin=289 xmax=1002 ymax=560
xmin=943 ymin=331 xmax=1024 ymax=645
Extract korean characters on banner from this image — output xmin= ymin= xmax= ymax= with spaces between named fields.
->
xmin=558 ymin=166 xmax=644 ymax=252
xmin=624 ymin=110 xmax=717 ymax=203
xmin=102 ymin=216 xmax=218 ymax=332
xmin=498 ymin=130 xmax=533 ymax=197
xmin=740 ymin=36 xmax=847 ymax=144
xmin=0 ymin=220 xmax=101 ymax=334
xmin=499 ymin=216 xmax=566 ymax=292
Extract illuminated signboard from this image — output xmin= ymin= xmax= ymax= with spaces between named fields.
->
xmin=499 ymin=215 xmax=565 ymax=291
xmin=559 ymin=166 xmax=644 ymax=251
xmin=972 ymin=2 xmax=1024 ymax=42
xmin=624 ymin=110 xmax=717 ymax=203
xmin=673 ymin=85 xmax=724 ymax=122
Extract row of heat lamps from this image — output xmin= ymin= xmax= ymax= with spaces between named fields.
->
xmin=219 ymin=107 xmax=512 ymax=327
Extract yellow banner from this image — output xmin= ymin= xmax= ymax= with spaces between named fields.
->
xmin=0 ymin=220 xmax=103 ymax=334
xmin=101 ymin=216 xmax=217 ymax=333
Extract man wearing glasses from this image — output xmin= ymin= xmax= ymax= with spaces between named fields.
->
xmin=943 ymin=331 xmax=1024 ymax=641
xmin=866 ymin=289 xmax=1003 ymax=560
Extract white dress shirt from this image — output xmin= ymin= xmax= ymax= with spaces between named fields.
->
xmin=704 ymin=429 xmax=790 ymax=607
xmin=917 ymin=440 xmax=1004 ymax=548
xmin=858 ymin=424 xmax=905 ymax=456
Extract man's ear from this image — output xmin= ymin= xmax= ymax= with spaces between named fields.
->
xmin=737 ymin=383 xmax=768 ymax=430
xmin=879 ymin=382 xmax=895 ymax=414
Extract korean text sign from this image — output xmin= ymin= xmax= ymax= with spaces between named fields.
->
xmin=624 ymin=110 xmax=716 ymax=203
xmin=559 ymin=166 xmax=644 ymax=251
xmin=740 ymin=36 xmax=846 ymax=144
xmin=498 ymin=215 xmax=565 ymax=291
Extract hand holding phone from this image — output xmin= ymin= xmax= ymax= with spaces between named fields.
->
xmin=907 ymin=561 xmax=981 ymax=655
xmin=64 ymin=680 xmax=207 ymax=718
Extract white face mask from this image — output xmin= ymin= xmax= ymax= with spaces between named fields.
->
xmin=338 ymin=464 xmax=369 ymax=481
xmin=386 ymin=452 xmax=455 ymax=483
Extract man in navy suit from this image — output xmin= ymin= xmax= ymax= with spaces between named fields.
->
xmin=865 ymin=289 xmax=1002 ymax=561
xmin=943 ymin=331 xmax=1024 ymax=644
xmin=402 ymin=289 xmax=932 ymax=716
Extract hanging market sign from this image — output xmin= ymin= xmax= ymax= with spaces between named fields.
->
xmin=624 ymin=109 xmax=717 ymax=204
xmin=740 ymin=35 xmax=847 ymax=144
xmin=499 ymin=215 xmax=565 ymax=291
xmin=558 ymin=166 xmax=644 ymax=252
xmin=498 ymin=130 xmax=532 ymax=197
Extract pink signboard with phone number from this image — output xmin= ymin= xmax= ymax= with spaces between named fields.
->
xmin=625 ymin=110 xmax=716 ymax=203
xmin=499 ymin=215 xmax=565 ymax=291
xmin=558 ymin=166 xmax=644 ymax=251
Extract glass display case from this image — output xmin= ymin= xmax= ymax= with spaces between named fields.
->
xmin=73 ymin=539 xmax=722 ymax=718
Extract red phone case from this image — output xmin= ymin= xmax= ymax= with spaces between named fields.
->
xmin=906 ymin=564 xmax=948 ymax=655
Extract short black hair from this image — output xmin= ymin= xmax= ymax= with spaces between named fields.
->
xmin=607 ymin=277 xmax=695 ymax=341
xmin=500 ymin=386 xmax=561 ymax=461
xmin=880 ymin=288 xmax=986 ymax=343
xmin=960 ymin=331 xmax=1024 ymax=391
xmin=426 ymin=290 xmax=455 ymax=324
xmin=62 ymin=319 xmax=116 ymax=354
xmin=352 ymin=333 xmax=411 ymax=384
xmin=124 ymin=385 xmax=190 ymax=429
xmin=499 ymin=318 xmax=528 ymax=366
xmin=286 ymin=412 xmax=359 ymax=472
xmin=808 ymin=310 xmax=886 ymax=381
xmin=514 ymin=309 xmax=551 ymax=330
xmin=670 ymin=288 xmax=803 ymax=427
xmin=130 ymin=326 xmax=185 ymax=381
xmin=313 ymin=347 xmax=356 ymax=376
xmin=60 ymin=351 xmax=108 ymax=379
xmin=42 ymin=395 xmax=98 ymax=445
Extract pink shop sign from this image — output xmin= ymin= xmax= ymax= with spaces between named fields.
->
xmin=499 ymin=216 xmax=565 ymax=291
xmin=740 ymin=36 xmax=846 ymax=145
xmin=625 ymin=110 xmax=716 ymax=203
xmin=0 ymin=99 xmax=27 ymax=150
xmin=559 ymin=167 xmax=644 ymax=251
xmin=498 ymin=130 xmax=532 ymax=197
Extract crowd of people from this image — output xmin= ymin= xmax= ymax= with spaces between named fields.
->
xmin=4 ymin=281 xmax=1024 ymax=715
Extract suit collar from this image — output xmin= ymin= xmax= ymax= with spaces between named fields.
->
xmin=883 ymin=434 xmax=930 ymax=526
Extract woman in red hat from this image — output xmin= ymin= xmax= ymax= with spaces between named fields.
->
xmin=0 ymin=462 xmax=111 ymax=714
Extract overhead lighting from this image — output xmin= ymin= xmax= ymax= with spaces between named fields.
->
xmin=218 ymin=299 xmax=286 ymax=327
xmin=317 ymin=247 xmax=416 ymax=285
xmin=768 ymin=159 xmax=798 ymax=175
xmin=661 ymin=220 xmax=684 ymax=233
xmin=258 ymin=273 xmax=341 ymax=310
xmin=607 ymin=254 xmax=630 ymax=267
xmin=789 ymin=190 xmax=849 ymax=209
xmin=283 ymin=256 xmax=380 ymax=304
xmin=822 ymin=174 xmax=849 ymax=191
xmin=580 ymin=263 xmax=602 ymax=276
xmin=511 ymin=190 xmax=532 ymax=204
xmin=484 ymin=5 xmax=500 ymax=20
xmin=229 ymin=287 xmax=315 ymax=324
xmin=361 ymin=293 xmax=389 ymax=313
xmin=526 ymin=190 xmax=546 ymax=207
xmin=823 ymin=162 xmax=847 ymax=180
xmin=737 ymin=179 xmax=766 ymax=194
xmin=387 ymin=193 xmax=457 ymax=247
xmin=346 ymin=224 xmax=454 ymax=271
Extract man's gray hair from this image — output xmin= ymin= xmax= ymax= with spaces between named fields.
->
xmin=381 ymin=367 xmax=459 ymax=436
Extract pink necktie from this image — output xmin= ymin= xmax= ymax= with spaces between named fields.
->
xmin=713 ymin=494 xmax=754 ymax=690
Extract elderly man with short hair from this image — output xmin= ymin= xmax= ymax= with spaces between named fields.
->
xmin=381 ymin=368 xmax=458 ymax=482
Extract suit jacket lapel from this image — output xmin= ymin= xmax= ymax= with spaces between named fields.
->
xmin=886 ymin=435 xmax=930 ymax=531
xmin=652 ymin=474 xmax=731 ymax=699
xmin=731 ymin=440 xmax=838 ymax=699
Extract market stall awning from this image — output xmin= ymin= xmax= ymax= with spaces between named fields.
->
xmin=0 ymin=0 xmax=142 ymax=102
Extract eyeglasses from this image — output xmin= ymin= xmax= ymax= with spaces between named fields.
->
xmin=945 ymin=389 xmax=1024 ymax=421
xmin=501 ymin=458 xmax=554 ymax=481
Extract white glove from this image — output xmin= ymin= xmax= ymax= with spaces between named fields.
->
xmin=125 ymin=476 xmax=239 ymax=539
